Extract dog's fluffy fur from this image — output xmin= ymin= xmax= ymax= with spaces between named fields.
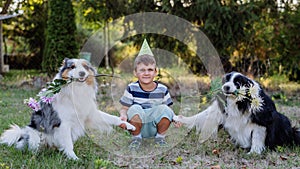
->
xmin=174 ymin=72 xmax=300 ymax=154
xmin=0 ymin=58 xmax=135 ymax=160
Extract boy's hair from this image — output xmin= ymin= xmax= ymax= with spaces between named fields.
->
xmin=134 ymin=54 xmax=156 ymax=70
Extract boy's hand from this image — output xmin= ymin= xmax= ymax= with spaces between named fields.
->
xmin=119 ymin=106 xmax=129 ymax=122
xmin=173 ymin=121 xmax=182 ymax=128
xmin=120 ymin=114 xmax=128 ymax=122
xmin=172 ymin=115 xmax=183 ymax=128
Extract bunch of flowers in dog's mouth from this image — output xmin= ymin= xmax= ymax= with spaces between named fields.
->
xmin=222 ymin=83 xmax=264 ymax=112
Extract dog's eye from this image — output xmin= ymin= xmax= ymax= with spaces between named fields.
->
xmin=69 ymin=64 xmax=76 ymax=69
xmin=83 ymin=64 xmax=89 ymax=70
xmin=17 ymin=136 xmax=24 ymax=142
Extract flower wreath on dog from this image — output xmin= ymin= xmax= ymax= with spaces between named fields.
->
xmin=24 ymin=79 xmax=72 ymax=111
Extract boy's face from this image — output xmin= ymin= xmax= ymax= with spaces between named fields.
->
xmin=134 ymin=63 xmax=157 ymax=85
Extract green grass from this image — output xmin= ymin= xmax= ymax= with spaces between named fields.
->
xmin=0 ymin=70 xmax=48 ymax=86
xmin=0 ymin=137 xmax=117 ymax=168
xmin=0 ymin=86 xmax=118 ymax=168
xmin=0 ymin=70 xmax=300 ymax=168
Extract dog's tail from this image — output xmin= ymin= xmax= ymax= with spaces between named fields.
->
xmin=173 ymin=99 xmax=223 ymax=143
xmin=0 ymin=124 xmax=41 ymax=151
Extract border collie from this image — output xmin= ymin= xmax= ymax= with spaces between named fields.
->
xmin=0 ymin=58 xmax=135 ymax=160
xmin=174 ymin=72 xmax=300 ymax=154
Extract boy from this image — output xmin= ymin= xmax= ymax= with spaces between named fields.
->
xmin=119 ymin=39 xmax=181 ymax=150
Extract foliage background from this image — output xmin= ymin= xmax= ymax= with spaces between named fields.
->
xmin=1 ymin=0 xmax=300 ymax=81
xmin=1 ymin=1 xmax=300 ymax=168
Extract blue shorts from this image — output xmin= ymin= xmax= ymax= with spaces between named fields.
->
xmin=127 ymin=104 xmax=174 ymax=138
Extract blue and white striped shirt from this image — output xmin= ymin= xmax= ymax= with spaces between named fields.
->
xmin=120 ymin=81 xmax=173 ymax=109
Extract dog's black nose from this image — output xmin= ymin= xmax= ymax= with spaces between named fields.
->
xmin=79 ymin=71 xmax=86 ymax=77
xmin=223 ymin=85 xmax=230 ymax=91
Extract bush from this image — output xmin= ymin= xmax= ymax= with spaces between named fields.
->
xmin=43 ymin=0 xmax=79 ymax=75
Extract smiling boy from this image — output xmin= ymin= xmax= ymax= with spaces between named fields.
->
xmin=119 ymin=39 xmax=181 ymax=150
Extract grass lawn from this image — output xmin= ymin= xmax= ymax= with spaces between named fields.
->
xmin=0 ymin=86 xmax=118 ymax=169
xmin=0 ymin=70 xmax=300 ymax=168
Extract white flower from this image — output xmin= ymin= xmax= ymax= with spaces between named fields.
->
xmin=250 ymin=96 xmax=264 ymax=113
xmin=24 ymin=97 xmax=40 ymax=111
xmin=235 ymin=85 xmax=247 ymax=101
xmin=248 ymin=83 xmax=260 ymax=99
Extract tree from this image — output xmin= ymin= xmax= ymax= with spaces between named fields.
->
xmin=2 ymin=0 xmax=296 ymax=80
xmin=43 ymin=0 xmax=78 ymax=75
xmin=21 ymin=0 xmax=47 ymax=69
xmin=78 ymin=0 xmax=259 ymax=73
xmin=275 ymin=4 xmax=300 ymax=81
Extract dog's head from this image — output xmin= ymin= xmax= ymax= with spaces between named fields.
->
xmin=222 ymin=72 xmax=266 ymax=114
xmin=57 ymin=58 xmax=97 ymax=86
xmin=222 ymin=72 xmax=255 ymax=96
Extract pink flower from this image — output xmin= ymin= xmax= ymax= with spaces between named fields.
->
xmin=24 ymin=97 xmax=40 ymax=111
xmin=40 ymin=95 xmax=55 ymax=104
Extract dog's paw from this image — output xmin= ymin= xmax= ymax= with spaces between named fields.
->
xmin=64 ymin=150 xmax=79 ymax=160
xmin=248 ymin=145 xmax=265 ymax=155
xmin=68 ymin=155 xmax=79 ymax=160
xmin=69 ymin=155 xmax=79 ymax=160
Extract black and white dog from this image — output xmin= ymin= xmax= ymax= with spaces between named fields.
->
xmin=174 ymin=72 xmax=300 ymax=154
xmin=0 ymin=58 xmax=135 ymax=160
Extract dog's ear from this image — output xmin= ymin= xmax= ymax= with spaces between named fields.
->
xmin=222 ymin=73 xmax=229 ymax=84
xmin=62 ymin=58 xmax=69 ymax=67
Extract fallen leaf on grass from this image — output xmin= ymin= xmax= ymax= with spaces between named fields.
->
xmin=241 ymin=165 xmax=247 ymax=169
xmin=211 ymin=164 xmax=221 ymax=169
xmin=280 ymin=155 xmax=288 ymax=161
xmin=212 ymin=149 xmax=220 ymax=155
xmin=288 ymin=153 xmax=296 ymax=157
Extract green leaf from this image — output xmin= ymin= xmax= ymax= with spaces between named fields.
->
xmin=210 ymin=77 xmax=222 ymax=92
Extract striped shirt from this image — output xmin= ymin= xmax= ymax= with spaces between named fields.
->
xmin=120 ymin=81 xmax=173 ymax=109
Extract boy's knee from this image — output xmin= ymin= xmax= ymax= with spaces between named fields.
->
xmin=157 ymin=105 xmax=173 ymax=118
xmin=159 ymin=117 xmax=171 ymax=124
xmin=130 ymin=114 xmax=142 ymax=122
xmin=127 ymin=105 xmax=144 ymax=120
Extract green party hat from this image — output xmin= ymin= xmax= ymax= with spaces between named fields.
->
xmin=138 ymin=39 xmax=154 ymax=56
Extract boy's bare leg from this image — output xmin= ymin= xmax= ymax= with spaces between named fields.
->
xmin=157 ymin=117 xmax=171 ymax=135
xmin=129 ymin=114 xmax=142 ymax=136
